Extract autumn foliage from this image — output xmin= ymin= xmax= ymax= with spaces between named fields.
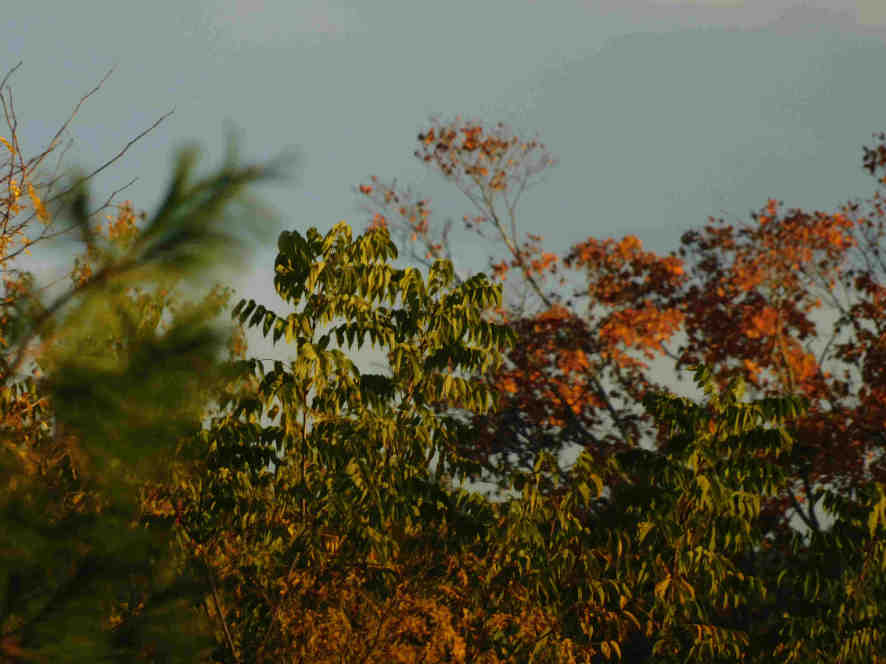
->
xmin=1 ymin=74 xmax=886 ymax=663
xmin=356 ymin=115 xmax=886 ymax=528
xmin=349 ymin=114 xmax=886 ymax=660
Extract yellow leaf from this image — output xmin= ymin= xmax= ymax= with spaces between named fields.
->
xmin=0 ymin=136 xmax=13 ymax=153
xmin=27 ymin=183 xmax=49 ymax=222
xmin=654 ymin=575 xmax=671 ymax=601
xmin=637 ymin=521 xmax=654 ymax=544
xmin=590 ymin=473 xmax=604 ymax=496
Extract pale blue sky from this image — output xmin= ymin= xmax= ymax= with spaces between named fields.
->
xmin=6 ymin=1 xmax=886 ymax=429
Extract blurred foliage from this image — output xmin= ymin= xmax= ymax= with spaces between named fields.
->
xmin=0 ymin=129 xmax=292 ymax=661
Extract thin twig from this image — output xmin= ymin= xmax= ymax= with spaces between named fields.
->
xmin=206 ymin=561 xmax=241 ymax=663
xmin=45 ymin=108 xmax=174 ymax=206
xmin=27 ymin=66 xmax=117 ymax=176
xmin=0 ymin=66 xmax=167 ymax=270
xmin=0 ymin=61 xmax=23 ymax=92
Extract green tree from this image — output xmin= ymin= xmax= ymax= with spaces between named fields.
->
xmin=0 ymin=136 xmax=289 ymax=662
xmin=158 ymin=220 xmax=516 ymax=661
xmin=156 ymin=214 xmax=886 ymax=663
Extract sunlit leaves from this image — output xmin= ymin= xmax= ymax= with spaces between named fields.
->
xmin=176 ymin=121 xmax=886 ymax=664
xmin=25 ymin=182 xmax=48 ymax=223
xmin=9 ymin=103 xmax=886 ymax=661
xmin=167 ymin=220 xmax=550 ymax=661
xmin=673 ymin=184 xmax=886 ymax=547
xmin=413 ymin=116 xmax=557 ymax=197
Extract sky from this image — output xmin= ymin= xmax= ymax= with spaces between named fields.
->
xmin=5 ymin=1 xmax=886 ymax=507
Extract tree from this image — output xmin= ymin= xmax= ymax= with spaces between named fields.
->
xmin=357 ymin=115 xmax=886 ymax=534
xmin=0 ymin=62 xmax=176 ymax=329
xmin=4 ymin=90 xmax=885 ymax=661
xmin=0 ymin=85 xmax=290 ymax=660
xmin=355 ymin=116 xmax=688 ymax=500
xmin=164 ymin=249 xmax=886 ymax=661
xmin=152 ymin=210 xmax=886 ymax=662
xmin=345 ymin=114 xmax=886 ymax=660
xmin=670 ymin=179 xmax=886 ymax=536
xmin=157 ymin=220 xmax=518 ymax=662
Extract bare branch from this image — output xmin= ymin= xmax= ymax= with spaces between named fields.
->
xmin=0 ymin=61 xmax=23 ymax=92
xmin=45 ymin=108 xmax=174 ymax=207
xmin=27 ymin=66 xmax=116 ymax=177
xmin=0 ymin=66 xmax=171 ymax=273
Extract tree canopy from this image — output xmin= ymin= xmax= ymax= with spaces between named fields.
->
xmin=1 ymin=72 xmax=884 ymax=662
